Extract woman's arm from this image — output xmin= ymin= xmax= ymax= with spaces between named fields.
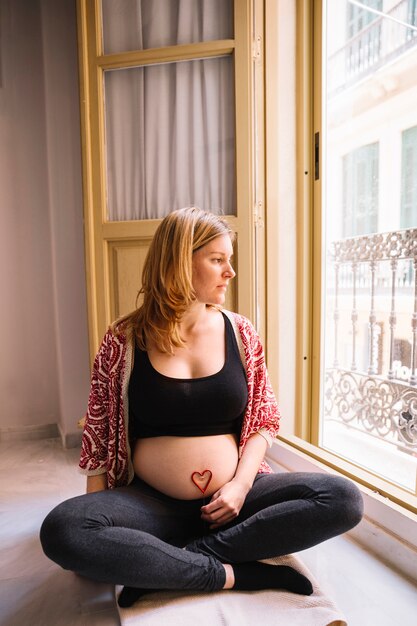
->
xmin=86 ymin=473 xmax=108 ymax=493
xmin=234 ymin=313 xmax=281 ymax=444
xmin=233 ymin=432 xmax=268 ymax=490
xmin=79 ymin=331 xmax=113 ymax=479
xmin=200 ymin=432 xmax=267 ymax=529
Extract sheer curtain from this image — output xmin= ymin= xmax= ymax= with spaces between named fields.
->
xmin=102 ymin=0 xmax=235 ymax=220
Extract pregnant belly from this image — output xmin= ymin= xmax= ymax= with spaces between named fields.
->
xmin=133 ymin=434 xmax=239 ymax=500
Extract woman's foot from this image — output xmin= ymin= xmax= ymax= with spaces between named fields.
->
xmin=119 ymin=561 xmax=313 ymax=607
xmin=226 ymin=562 xmax=313 ymax=595
xmin=118 ymin=586 xmax=157 ymax=608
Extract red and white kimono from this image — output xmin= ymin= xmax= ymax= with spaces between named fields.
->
xmin=79 ymin=310 xmax=280 ymax=489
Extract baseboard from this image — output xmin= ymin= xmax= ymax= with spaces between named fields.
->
xmin=57 ymin=424 xmax=83 ymax=449
xmin=0 ymin=423 xmax=59 ymax=442
xmin=0 ymin=422 xmax=82 ymax=450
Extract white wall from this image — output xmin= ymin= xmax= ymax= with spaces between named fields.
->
xmin=0 ymin=0 xmax=90 ymax=445
xmin=40 ymin=0 xmax=90 ymax=446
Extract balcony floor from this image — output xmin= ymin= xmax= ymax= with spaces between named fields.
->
xmin=1 ymin=437 xmax=416 ymax=625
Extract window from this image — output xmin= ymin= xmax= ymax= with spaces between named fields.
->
xmin=313 ymin=0 xmax=417 ymax=508
xmin=407 ymin=0 xmax=417 ymax=28
xmin=401 ymin=125 xmax=417 ymax=228
xmin=342 ymin=143 xmax=379 ymax=237
xmin=344 ymin=0 xmax=382 ymax=84
xmin=347 ymin=0 xmax=382 ymax=37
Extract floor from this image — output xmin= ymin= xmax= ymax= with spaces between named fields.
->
xmin=1 ymin=438 xmax=416 ymax=626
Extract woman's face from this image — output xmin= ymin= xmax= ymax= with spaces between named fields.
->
xmin=192 ymin=234 xmax=235 ymax=305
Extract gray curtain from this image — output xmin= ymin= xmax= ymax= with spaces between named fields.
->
xmin=102 ymin=0 xmax=236 ymax=220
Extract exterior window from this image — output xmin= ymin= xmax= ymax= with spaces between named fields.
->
xmin=347 ymin=0 xmax=382 ymax=38
xmin=408 ymin=0 xmax=417 ymax=28
xmin=345 ymin=0 xmax=382 ymax=82
xmin=401 ymin=125 xmax=417 ymax=228
xmin=342 ymin=143 xmax=379 ymax=237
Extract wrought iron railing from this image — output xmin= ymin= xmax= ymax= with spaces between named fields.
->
xmin=328 ymin=0 xmax=417 ymax=96
xmin=325 ymin=228 xmax=417 ymax=450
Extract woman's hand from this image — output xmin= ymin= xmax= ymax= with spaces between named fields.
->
xmin=200 ymin=478 xmax=250 ymax=529
xmin=200 ymin=432 xmax=269 ymax=529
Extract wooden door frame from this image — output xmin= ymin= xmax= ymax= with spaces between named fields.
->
xmin=76 ymin=0 xmax=265 ymax=361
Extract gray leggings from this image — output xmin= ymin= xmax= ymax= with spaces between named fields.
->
xmin=40 ymin=472 xmax=363 ymax=593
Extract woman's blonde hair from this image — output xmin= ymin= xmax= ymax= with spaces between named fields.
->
xmin=113 ymin=207 xmax=234 ymax=353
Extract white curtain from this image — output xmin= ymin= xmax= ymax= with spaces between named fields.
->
xmin=102 ymin=0 xmax=235 ymax=220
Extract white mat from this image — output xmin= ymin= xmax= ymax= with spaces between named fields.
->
xmin=117 ymin=554 xmax=347 ymax=626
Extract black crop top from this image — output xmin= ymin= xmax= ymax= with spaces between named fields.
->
xmin=128 ymin=313 xmax=248 ymax=439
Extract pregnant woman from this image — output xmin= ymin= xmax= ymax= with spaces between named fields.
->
xmin=40 ymin=207 xmax=363 ymax=607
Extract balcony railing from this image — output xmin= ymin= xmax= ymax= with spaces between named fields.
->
xmin=328 ymin=0 xmax=417 ymax=96
xmin=325 ymin=228 xmax=417 ymax=452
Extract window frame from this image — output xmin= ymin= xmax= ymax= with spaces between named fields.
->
xmin=265 ymin=0 xmax=417 ymax=516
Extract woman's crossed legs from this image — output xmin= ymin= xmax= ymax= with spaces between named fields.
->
xmin=40 ymin=472 xmax=363 ymax=599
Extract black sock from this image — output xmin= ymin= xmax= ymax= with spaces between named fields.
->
xmin=232 ymin=563 xmax=313 ymax=595
xmin=118 ymin=586 xmax=157 ymax=608
xmin=118 ymin=564 xmax=313 ymax=606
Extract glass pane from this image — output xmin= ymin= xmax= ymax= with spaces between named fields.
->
xmin=320 ymin=0 xmax=417 ymax=493
xmin=104 ymin=56 xmax=236 ymax=220
xmin=101 ymin=0 xmax=233 ymax=54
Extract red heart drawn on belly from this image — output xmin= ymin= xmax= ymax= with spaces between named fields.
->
xmin=191 ymin=469 xmax=213 ymax=494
